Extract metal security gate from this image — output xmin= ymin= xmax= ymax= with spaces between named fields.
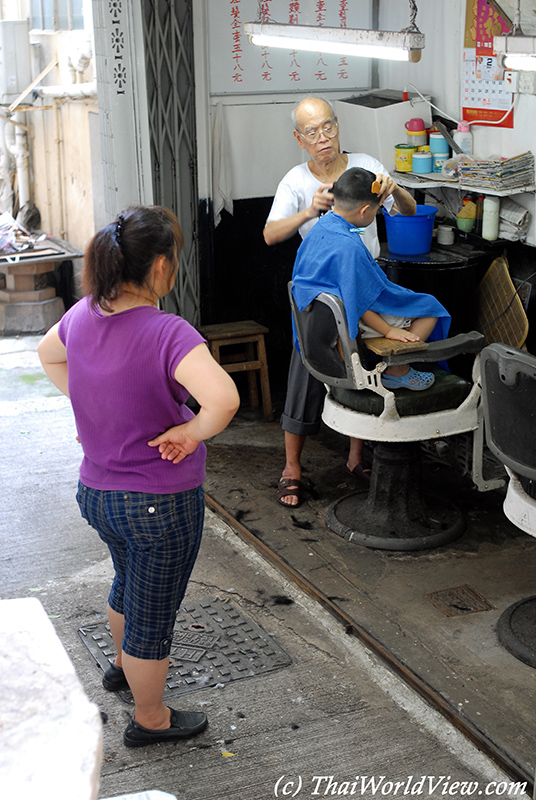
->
xmin=93 ymin=0 xmax=199 ymax=325
xmin=142 ymin=0 xmax=199 ymax=324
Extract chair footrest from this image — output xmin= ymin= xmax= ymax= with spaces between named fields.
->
xmin=332 ymin=365 xmax=472 ymax=418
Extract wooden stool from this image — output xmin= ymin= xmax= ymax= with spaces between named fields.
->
xmin=198 ymin=320 xmax=273 ymax=422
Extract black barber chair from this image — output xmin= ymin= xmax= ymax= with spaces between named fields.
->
xmin=289 ymin=282 xmax=486 ymax=551
xmin=481 ymin=343 xmax=536 ymax=668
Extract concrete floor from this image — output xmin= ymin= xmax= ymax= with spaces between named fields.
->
xmin=0 ymin=335 xmax=534 ymax=800
xmin=205 ymin=408 xmax=536 ymax=786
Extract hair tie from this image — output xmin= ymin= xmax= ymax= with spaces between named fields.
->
xmin=115 ymin=214 xmax=124 ymax=250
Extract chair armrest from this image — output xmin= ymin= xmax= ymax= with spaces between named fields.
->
xmin=381 ymin=331 xmax=485 ymax=366
xmin=364 ymin=337 xmax=429 ymax=356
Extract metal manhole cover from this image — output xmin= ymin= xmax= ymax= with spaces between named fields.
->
xmin=425 ymin=584 xmax=495 ymax=617
xmin=79 ymin=596 xmax=291 ymax=702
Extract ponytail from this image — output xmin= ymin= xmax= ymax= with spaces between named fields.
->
xmin=82 ymin=206 xmax=183 ymax=311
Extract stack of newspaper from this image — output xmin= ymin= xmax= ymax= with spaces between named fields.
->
xmin=459 ymin=152 xmax=535 ymax=191
xmin=498 ymin=197 xmax=530 ymax=241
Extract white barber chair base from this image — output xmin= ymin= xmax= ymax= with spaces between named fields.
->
xmin=325 ymin=440 xmax=466 ymax=552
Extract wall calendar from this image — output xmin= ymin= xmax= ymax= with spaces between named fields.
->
xmin=461 ymin=48 xmax=513 ymax=128
xmin=462 ymin=0 xmax=513 ymax=128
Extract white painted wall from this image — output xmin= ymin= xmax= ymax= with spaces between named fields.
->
xmin=198 ymin=0 xmax=536 ymax=244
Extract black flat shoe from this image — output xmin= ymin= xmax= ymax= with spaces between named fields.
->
xmin=102 ymin=662 xmax=129 ymax=692
xmin=124 ymin=707 xmax=208 ymax=748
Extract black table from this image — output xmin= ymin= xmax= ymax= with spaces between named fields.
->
xmin=378 ymin=240 xmax=496 ymax=336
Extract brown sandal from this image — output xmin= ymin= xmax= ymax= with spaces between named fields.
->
xmin=277 ymin=477 xmax=307 ymax=508
xmin=342 ymin=463 xmax=371 ymax=485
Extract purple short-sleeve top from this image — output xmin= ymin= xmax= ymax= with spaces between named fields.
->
xmin=58 ymin=297 xmax=207 ymax=493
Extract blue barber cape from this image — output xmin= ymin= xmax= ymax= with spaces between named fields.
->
xmin=292 ymin=212 xmax=451 ymax=344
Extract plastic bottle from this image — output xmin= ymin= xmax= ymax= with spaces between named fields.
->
xmin=482 ymin=196 xmax=500 ymax=241
xmin=453 ymin=122 xmax=473 ymax=156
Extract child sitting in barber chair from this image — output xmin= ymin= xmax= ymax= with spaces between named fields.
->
xmin=292 ymin=167 xmax=451 ymax=391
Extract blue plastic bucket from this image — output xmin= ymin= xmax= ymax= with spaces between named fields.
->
xmin=383 ymin=204 xmax=438 ymax=256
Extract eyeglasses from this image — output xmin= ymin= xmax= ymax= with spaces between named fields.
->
xmin=298 ymin=120 xmax=339 ymax=143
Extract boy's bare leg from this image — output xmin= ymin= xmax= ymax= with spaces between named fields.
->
xmin=408 ymin=316 xmax=437 ymax=341
xmin=385 ymin=317 xmax=437 ymax=377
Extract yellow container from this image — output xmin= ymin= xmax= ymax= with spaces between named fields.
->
xmin=395 ymin=143 xmax=416 ymax=172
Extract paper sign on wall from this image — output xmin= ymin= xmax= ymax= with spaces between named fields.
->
xmin=210 ymin=0 xmax=371 ymax=95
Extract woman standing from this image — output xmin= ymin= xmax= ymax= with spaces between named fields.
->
xmin=38 ymin=206 xmax=240 ymax=747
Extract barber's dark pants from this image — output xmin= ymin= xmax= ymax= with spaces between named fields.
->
xmin=280 ymin=345 xmax=326 ymax=437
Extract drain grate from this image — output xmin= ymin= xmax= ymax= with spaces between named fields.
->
xmin=425 ymin=584 xmax=495 ymax=617
xmin=79 ymin=595 xmax=291 ymax=702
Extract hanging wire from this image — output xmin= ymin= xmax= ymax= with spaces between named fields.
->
xmin=511 ymin=0 xmax=522 ymax=35
xmin=467 ymin=96 xmax=516 ymax=127
xmin=405 ymin=81 xmax=517 ymax=128
xmin=405 ymin=83 xmax=460 ymax=124
xmin=401 ymin=0 xmax=422 ymax=34
xmin=255 ymin=0 xmax=274 ymax=24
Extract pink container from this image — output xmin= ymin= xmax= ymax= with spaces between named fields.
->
xmin=405 ymin=117 xmax=425 ymax=132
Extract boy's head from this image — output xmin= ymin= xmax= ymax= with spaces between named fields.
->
xmin=332 ymin=167 xmax=380 ymax=226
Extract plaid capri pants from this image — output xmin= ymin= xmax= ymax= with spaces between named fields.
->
xmin=76 ymin=481 xmax=205 ymax=660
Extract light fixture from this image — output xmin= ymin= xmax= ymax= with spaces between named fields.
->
xmin=493 ymin=0 xmax=536 ymax=71
xmin=494 ymin=35 xmax=536 ymax=71
xmin=243 ymin=23 xmax=425 ymax=63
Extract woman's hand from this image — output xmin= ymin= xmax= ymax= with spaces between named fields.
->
xmin=148 ymin=342 xmax=240 ymax=465
xmin=148 ymin=425 xmax=200 ymax=465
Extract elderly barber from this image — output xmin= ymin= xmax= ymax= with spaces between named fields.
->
xmin=265 ymin=96 xmax=416 ymax=508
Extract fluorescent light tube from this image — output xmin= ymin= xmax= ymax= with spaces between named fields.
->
xmin=494 ymin=34 xmax=536 ymax=70
xmin=503 ymin=54 xmax=536 ymax=71
xmin=250 ymin=33 xmax=411 ymax=61
xmin=244 ymin=23 xmax=424 ymax=63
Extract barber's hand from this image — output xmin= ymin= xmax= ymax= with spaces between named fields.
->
xmin=375 ymin=173 xmax=398 ymax=206
xmin=307 ymin=183 xmax=334 ymax=218
xmin=385 ymin=327 xmax=421 ymax=342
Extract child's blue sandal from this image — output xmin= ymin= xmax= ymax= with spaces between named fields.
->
xmin=381 ymin=367 xmax=435 ymax=391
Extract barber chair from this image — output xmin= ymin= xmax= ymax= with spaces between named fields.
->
xmin=481 ymin=343 xmax=536 ymax=668
xmin=289 ymin=282 xmax=488 ymax=551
